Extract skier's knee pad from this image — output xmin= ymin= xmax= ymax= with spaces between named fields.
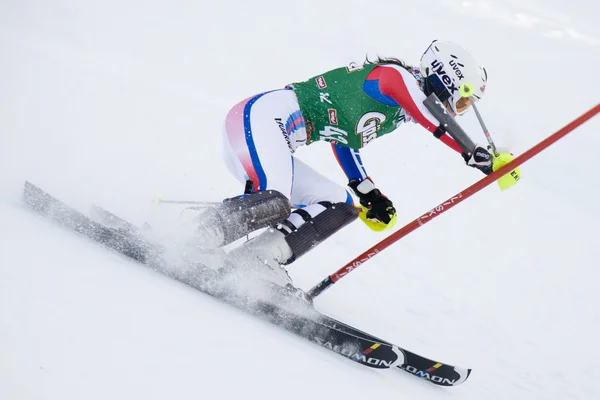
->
xmin=280 ymin=202 xmax=358 ymax=264
xmin=197 ymin=190 xmax=291 ymax=246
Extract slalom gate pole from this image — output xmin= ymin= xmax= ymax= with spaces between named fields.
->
xmin=306 ymin=103 xmax=600 ymax=300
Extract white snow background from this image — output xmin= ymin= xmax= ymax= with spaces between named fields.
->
xmin=1 ymin=0 xmax=600 ymax=399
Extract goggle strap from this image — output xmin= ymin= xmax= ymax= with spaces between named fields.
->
xmin=424 ymin=75 xmax=451 ymax=103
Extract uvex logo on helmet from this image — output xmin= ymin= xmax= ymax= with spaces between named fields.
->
xmin=448 ymin=58 xmax=465 ymax=80
xmin=430 ymin=60 xmax=458 ymax=94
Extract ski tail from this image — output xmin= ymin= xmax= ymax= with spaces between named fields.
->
xmin=23 ymin=181 xmax=153 ymax=263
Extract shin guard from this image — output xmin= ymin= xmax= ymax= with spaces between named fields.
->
xmin=282 ymin=202 xmax=358 ymax=264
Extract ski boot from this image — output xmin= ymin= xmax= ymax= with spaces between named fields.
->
xmin=223 ymin=201 xmax=359 ymax=302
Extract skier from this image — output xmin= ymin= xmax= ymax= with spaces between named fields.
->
xmin=193 ymin=40 xmax=495 ymax=286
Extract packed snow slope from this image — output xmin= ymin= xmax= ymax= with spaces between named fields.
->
xmin=2 ymin=0 xmax=600 ymax=399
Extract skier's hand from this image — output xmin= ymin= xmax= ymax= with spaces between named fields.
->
xmin=464 ymin=144 xmax=522 ymax=190
xmin=462 ymin=144 xmax=493 ymax=175
xmin=348 ymin=178 xmax=397 ymax=231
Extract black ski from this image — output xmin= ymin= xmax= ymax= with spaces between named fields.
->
xmin=22 ymin=181 xmax=470 ymax=386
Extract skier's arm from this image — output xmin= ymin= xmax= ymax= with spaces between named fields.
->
xmin=331 ymin=143 xmax=368 ymax=181
xmin=367 ymin=65 xmax=492 ymax=175
xmin=371 ymin=65 xmax=463 ymax=154
xmin=331 ymin=143 xmax=396 ymax=230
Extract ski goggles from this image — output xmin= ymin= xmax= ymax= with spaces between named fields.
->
xmin=425 ymin=74 xmax=474 ymax=114
xmin=455 ymin=96 xmax=472 ymax=114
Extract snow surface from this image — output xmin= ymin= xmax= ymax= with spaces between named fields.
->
xmin=2 ymin=0 xmax=600 ymax=398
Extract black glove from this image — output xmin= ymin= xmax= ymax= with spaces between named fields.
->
xmin=348 ymin=178 xmax=396 ymax=224
xmin=462 ymin=144 xmax=493 ymax=175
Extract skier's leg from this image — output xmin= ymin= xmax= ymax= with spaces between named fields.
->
xmin=221 ymin=88 xmax=307 ymax=195
xmin=226 ymin=158 xmax=358 ymax=285
xmin=282 ymin=158 xmax=357 ymax=262
xmin=193 ymin=89 xmax=303 ymax=249
xmin=289 ymin=157 xmax=353 ymax=208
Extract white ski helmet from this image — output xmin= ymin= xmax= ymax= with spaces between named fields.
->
xmin=419 ymin=40 xmax=487 ymax=115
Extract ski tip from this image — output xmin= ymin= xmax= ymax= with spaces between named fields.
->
xmin=453 ymin=366 xmax=472 ymax=386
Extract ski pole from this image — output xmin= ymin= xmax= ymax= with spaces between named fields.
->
xmin=156 ymin=180 xmax=255 ymax=206
xmin=459 ymin=83 xmax=499 ymax=156
xmin=306 ymin=103 xmax=600 ymax=300
xmin=458 ymin=85 xmax=520 ymax=190
xmin=471 ymin=102 xmax=499 ymax=156
xmin=155 ymin=198 xmax=220 ymax=207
